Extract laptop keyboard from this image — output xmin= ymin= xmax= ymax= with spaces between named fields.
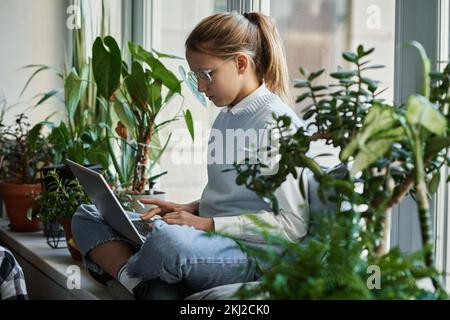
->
xmin=131 ymin=219 xmax=151 ymax=237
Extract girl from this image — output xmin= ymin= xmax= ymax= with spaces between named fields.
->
xmin=72 ymin=11 xmax=309 ymax=299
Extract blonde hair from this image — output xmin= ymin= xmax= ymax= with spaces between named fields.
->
xmin=185 ymin=11 xmax=292 ymax=105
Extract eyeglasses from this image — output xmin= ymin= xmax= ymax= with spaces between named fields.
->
xmin=187 ymin=55 xmax=235 ymax=88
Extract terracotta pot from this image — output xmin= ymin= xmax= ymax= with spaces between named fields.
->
xmin=0 ymin=180 xmax=43 ymax=232
xmin=60 ymin=218 xmax=83 ymax=261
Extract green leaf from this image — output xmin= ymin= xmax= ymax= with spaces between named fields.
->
xmin=125 ymin=61 xmax=149 ymax=107
xmin=341 ymin=105 xmax=397 ymax=161
xmin=113 ymin=100 xmax=136 ymax=135
xmin=404 ymin=41 xmax=431 ymax=98
xmin=149 ymin=80 xmax=162 ymax=114
xmin=406 ymin=95 xmax=447 ymax=136
xmin=330 ymin=70 xmax=357 ymax=79
xmin=80 ymin=130 xmax=97 ymax=144
xmin=294 ymin=80 xmax=310 ymax=88
xmin=357 ymin=46 xmax=374 ymax=57
xmin=183 ymin=109 xmax=194 ymax=141
xmin=92 ymin=36 xmax=122 ymax=100
xmin=26 ymin=207 xmax=34 ymax=221
xmin=351 ymin=138 xmax=393 ymax=176
xmin=361 ymin=77 xmax=378 ymax=92
xmin=296 ymin=92 xmax=311 ymax=103
xmin=343 ymin=51 xmax=358 ymax=63
xmin=35 ymin=89 xmax=63 ymax=106
xmin=129 ymin=42 xmax=181 ymax=94
xmin=20 ymin=65 xmax=62 ymax=98
xmin=425 ymin=137 xmax=450 ymax=156
xmin=302 ymin=109 xmax=315 ymax=121
xmin=148 ymin=58 xmax=181 ymax=94
xmin=361 ymin=64 xmax=385 ymax=71
xmin=28 ymin=122 xmax=43 ymax=149
xmin=151 ymin=49 xmax=184 ymax=60
xmin=64 ymin=66 xmax=88 ymax=122
xmin=429 ymin=171 xmax=440 ymax=194
xmin=299 ymin=67 xmax=307 ymax=76
xmin=308 ymin=69 xmax=325 ymax=81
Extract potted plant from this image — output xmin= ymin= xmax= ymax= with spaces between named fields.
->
xmin=91 ymin=36 xmax=195 ymax=212
xmin=228 ymin=43 xmax=449 ymax=299
xmin=0 ymin=113 xmax=52 ymax=231
xmin=32 ymin=170 xmax=92 ymax=261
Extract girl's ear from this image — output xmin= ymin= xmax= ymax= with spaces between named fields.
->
xmin=236 ymin=54 xmax=250 ymax=74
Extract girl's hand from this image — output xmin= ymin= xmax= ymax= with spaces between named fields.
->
xmin=139 ymin=199 xmax=198 ymax=220
xmin=162 ymin=211 xmax=214 ymax=232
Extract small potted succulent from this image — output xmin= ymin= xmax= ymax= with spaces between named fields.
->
xmin=0 ymin=113 xmax=52 ymax=231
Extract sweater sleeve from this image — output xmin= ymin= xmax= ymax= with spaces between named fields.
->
xmin=213 ymin=120 xmax=310 ymax=243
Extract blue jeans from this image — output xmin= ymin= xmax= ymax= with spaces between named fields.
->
xmin=71 ymin=204 xmax=262 ymax=294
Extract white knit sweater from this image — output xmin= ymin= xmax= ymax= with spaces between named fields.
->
xmin=198 ymin=83 xmax=309 ymax=243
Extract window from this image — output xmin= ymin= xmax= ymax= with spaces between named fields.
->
xmin=139 ymin=0 xmax=228 ymax=203
xmin=270 ymin=0 xmax=395 ymax=169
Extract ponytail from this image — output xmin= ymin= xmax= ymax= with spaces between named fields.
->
xmin=243 ymin=12 xmax=291 ymax=105
xmin=185 ymin=11 xmax=292 ymax=105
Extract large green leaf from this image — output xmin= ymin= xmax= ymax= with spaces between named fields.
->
xmin=341 ymin=105 xmax=396 ymax=161
xmin=124 ymin=61 xmax=149 ymax=107
xmin=113 ymin=100 xmax=136 ymax=136
xmin=152 ymin=49 xmax=184 ymax=60
xmin=128 ymin=42 xmax=181 ymax=94
xmin=425 ymin=136 xmax=450 ymax=155
xmin=149 ymin=80 xmax=162 ymax=114
xmin=64 ymin=65 xmax=88 ymax=123
xmin=350 ymin=138 xmax=393 ymax=176
xmin=406 ymin=95 xmax=447 ymax=136
xmin=92 ymin=36 xmax=122 ymax=100
xmin=404 ymin=41 xmax=431 ymax=98
xmin=28 ymin=122 xmax=43 ymax=149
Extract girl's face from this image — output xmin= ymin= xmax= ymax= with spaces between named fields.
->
xmin=185 ymin=49 xmax=243 ymax=107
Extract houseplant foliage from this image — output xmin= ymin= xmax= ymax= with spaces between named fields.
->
xmin=20 ymin=0 xmax=114 ymax=168
xmin=229 ymin=43 xmax=450 ymax=299
xmin=0 ymin=112 xmax=52 ymax=231
xmin=92 ymin=36 xmax=194 ymax=194
xmin=31 ymin=170 xmax=91 ymax=261
xmin=0 ymin=113 xmax=51 ymax=184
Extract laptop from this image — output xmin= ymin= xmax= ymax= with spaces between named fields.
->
xmin=66 ymin=159 xmax=154 ymax=245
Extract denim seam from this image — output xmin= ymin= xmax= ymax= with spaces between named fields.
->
xmin=178 ymin=258 xmax=252 ymax=266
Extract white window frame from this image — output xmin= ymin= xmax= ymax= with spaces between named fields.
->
xmin=434 ymin=0 xmax=450 ymax=290
xmin=392 ymin=0 xmax=450 ymax=290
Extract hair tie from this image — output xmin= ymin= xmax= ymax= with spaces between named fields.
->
xmin=243 ymin=12 xmax=259 ymax=26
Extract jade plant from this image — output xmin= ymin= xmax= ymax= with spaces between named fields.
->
xmin=229 ymin=43 xmax=450 ymax=299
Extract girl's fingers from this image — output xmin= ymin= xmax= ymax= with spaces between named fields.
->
xmin=139 ymin=199 xmax=164 ymax=205
xmin=140 ymin=207 xmax=162 ymax=220
xmin=162 ymin=217 xmax=178 ymax=225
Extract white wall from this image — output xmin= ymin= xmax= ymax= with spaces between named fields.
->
xmin=0 ymin=0 xmax=68 ymax=126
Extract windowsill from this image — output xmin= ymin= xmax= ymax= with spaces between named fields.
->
xmin=0 ymin=219 xmax=118 ymax=300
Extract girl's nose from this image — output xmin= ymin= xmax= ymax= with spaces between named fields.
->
xmin=197 ymin=79 xmax=209 ymax=93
